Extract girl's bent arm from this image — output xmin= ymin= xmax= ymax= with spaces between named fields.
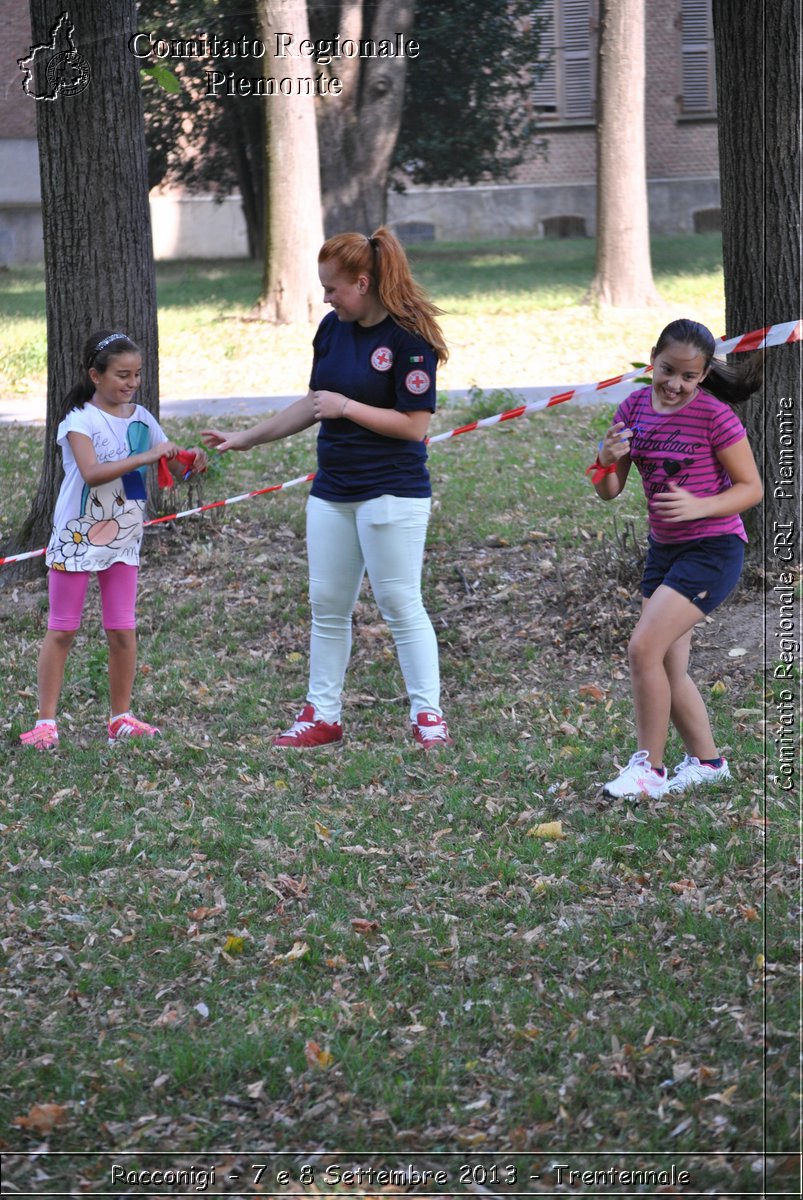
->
xmin=202 ymin=392 xmax=317 ymax=452
xmin=312 ymin=390 xmax=431 ymax=441
xmin=592 ymin=420 xmax=633 ymax=500
xmin=593 ymin=457 xmax=631 ymax=500
xmin=653 ymin=436 xmax=763 ymax=524
xmin=68 ymin=432 xmax=178 ymax=486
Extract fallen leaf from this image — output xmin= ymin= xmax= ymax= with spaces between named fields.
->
xmin=579 ymin=684 xmax=605 ymax=702
xmin=455 ymin=1129 xmax=487 ymax=1145
xmin=351 ymin=918 xmax=380 ymax=935
xmin=275 ymin=874 xmax=308 ymax=897
xmin=188 ymin=905 xmax=223 ymax=922
xmin=14 ymin=1103 xmax=70 ymax=1133
xmin=222 ymin=935 xmax=245 ymax=955
xmin=273 ymin=940 xmax=309 ymax=963
xmin=527 ymin=821 xmax=565 ymax=840
xmin=704 ymin=1084 xmax=738 ymax=1106
xmin=304 ymin=1040 xmax=334 ymax=1070
xmin=669 ymin=879 xmax=698 ymax=893
xmin=314 ymin=821 xmax=332 ymax=844
xmin=710 ymin=680 xmax=727 ymax=695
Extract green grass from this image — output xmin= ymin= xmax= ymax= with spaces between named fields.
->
xmin=408 ymin=232 xmax=724 ymax=314
xmin=0 ymin=234 xmax=726 ymax=403
xmin=0 ymin=387 xmax=794 ymax=1194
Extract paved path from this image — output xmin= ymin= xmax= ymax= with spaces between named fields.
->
xmin=0 ymin=384 xmax=607 ymax=425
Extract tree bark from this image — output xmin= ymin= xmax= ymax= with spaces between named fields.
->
xmin=589 ymin=0 xmax=660 ymax=308
xmin=712 ymin=0 xmax=802 ymax=567
xmin=254 ymin=0 xmax=325 ymax=323
xmin=13 ymin=1 xmax=158 ymax=564
xmin=314 ymin=0 xmax=416 ymax=235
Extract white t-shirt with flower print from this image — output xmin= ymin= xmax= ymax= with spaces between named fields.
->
xmin=46 ymin=404 xmax=167 ymax=573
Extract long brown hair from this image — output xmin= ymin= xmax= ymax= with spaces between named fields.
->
xmin=318 ymin=226 xmax=449 ymax=364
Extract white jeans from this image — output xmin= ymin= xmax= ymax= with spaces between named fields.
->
xmin=305 ymin=493 xmax=441 ymax=723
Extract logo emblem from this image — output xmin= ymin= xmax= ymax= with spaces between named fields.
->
xmin=18 ymin=12 xmax=91 ymax=101
xmin=405 ymin=369 xmax=431 ymax=395
xmin=371 ymin=347 xmax=393 ymax=372
xmin=46 ymin=50 xmax=91 ymax=97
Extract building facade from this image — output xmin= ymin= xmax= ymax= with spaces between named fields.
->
xmin=0 ymin=0 xmax=720 ymax=262
xmin=389 ymin=0 xmax=720 ymax=242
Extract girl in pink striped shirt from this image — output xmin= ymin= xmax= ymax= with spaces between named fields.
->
xmin=588 ymin=319 xmax=763 ymax=799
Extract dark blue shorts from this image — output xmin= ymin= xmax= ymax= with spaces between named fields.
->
xmin=642 ymin=535 xmax=745 ymax=614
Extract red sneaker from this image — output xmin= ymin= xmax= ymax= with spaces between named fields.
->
xmin=411 ymin=710 xmax=453 ymax=750
xmin=273 ymin=705 xmax=343 ymax=749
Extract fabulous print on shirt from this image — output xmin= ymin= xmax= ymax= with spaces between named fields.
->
xmin=614 ymin=387 xmax=749 ymax=545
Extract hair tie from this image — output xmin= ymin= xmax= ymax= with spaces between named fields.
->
xmin=368 ymin=237 xmax=378 ymax=251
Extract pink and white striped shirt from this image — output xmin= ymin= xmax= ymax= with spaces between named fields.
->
xmin=614 ymin=387 xmax=748 ymax=544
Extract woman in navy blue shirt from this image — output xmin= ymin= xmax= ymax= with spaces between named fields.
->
xmin=203 ymin=226 xmax=452 ymax=750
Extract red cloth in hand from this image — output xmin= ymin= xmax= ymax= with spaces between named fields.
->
xmin=157 ymin=449 xmax=196 ymax=488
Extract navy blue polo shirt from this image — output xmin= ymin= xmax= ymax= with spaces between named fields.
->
xmin=309 ymin=311 xmax=437 ymax=502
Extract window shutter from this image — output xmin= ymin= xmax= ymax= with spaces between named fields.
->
xmin=561 ymin=0 xmax=594 ymax=119
xmin=681 ymin=0 xmax=716 ymax=112
xmin=533 ymin=2 xmax=557 ymax=109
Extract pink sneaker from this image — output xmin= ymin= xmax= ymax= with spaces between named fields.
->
xmin=411 ymin=711 xmax=453 ymax=750
xmin=108 ymin=714 xmax=161 ymax=745
xmin=273 ymin=705 xmax=343 ymax=749
xmin=20 ymin=721 xmax=59 ymax=751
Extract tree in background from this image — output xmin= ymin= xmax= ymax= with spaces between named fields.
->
xmin=310 ymin=0 xmax=415 ymax=234
xmin=138 ymin=0 xmax=546 ymax=245
xmin=254 ymin=0 xmax=324 ymax=322
xmin=392 ymin=0 xmax=545 ymax=190
xmin=138 ymin=0 xmax=265 ymax=257
xmin=588 ymin=0 xmax=660 ymax=308
xmin=15 ymin=0 xmax=158 ymax=556
xmin=712 ymin=0 xmax=801 ymax=566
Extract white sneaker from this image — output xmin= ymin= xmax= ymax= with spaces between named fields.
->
xmin=667 ymin=755 xmax=731 ymax=793
xmin=603 ymin=750 xmax=669 ymax=798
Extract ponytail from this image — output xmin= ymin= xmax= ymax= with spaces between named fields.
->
xmin=55 ymin=330 xmax=139 ymax=425
xmin=318 ymin=227 xmax=449 ymax=364
xmin=653 ymin=318 xmax=763 ymax=407
xmin=703 ymin=352 xmax=764 ymax=407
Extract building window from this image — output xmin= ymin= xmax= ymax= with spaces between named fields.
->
xmin=533 ymin=0 xmax=598 ymax=121
xmin=680 ymin=0 xmax=717 ymax=113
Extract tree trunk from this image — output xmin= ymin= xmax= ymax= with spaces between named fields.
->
xmin=225 ymin=105 xmax=264 ymax=260
xmin=712 ymin=0 xmax=801 ymax=568
xmin=589 ymin=0 xmax=660 ymax=307
xmin=254 ymin=0 xmax=325 ymax=322
xmin=13 ymin=1 xmax=158 ymax=565
xmin=314 ymin=0 xmax=416 ymax=235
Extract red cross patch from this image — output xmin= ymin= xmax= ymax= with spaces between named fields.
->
xmin=371 ymin=346 xmax=393 ymax=372
xmin=405 ymin=369 xmax=431 ymax=395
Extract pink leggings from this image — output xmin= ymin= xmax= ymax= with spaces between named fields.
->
xmin=48 ymin=564 xmax=139 ymax=631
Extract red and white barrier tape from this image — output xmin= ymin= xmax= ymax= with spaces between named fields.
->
xmin=1 ymin=318 xmax=800 ymax=568
xmin=0 ymin=472 xmax=316 ymax=566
